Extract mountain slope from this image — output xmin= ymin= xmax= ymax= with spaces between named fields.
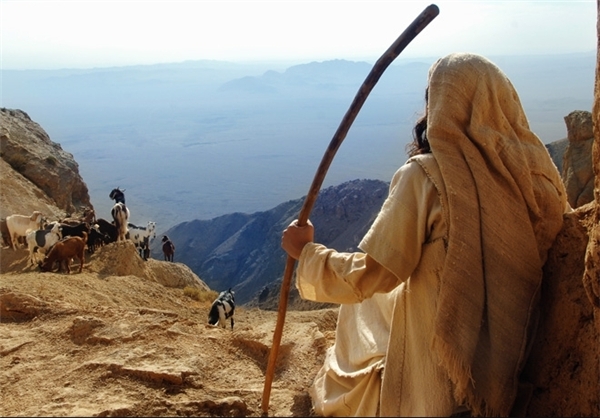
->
xmin=151 ymin=178 xmax=389 ymax=305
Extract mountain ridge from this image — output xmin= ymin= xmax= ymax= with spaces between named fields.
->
xmin=3 ymin=53 xmax=594 ymax=231
xmin=150 ymin=178 xmax=389 ymax=305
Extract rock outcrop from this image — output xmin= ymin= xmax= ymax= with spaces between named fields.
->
xmin=582 ymin=27 xmax=600 ymax=312
xmin=0 ymin=108 xmax=92 ymax=218
xmin=561 ymin=110 xmax=595 ymax=208
xmin=522 ymin=8 xmax=600 ymax=415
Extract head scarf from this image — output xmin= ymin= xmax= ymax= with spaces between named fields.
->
xmin=426 ymin=53 xmax=566 ymax=416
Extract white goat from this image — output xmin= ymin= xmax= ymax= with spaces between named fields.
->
xmin=6 ymin=211 xmax=44 ymax=250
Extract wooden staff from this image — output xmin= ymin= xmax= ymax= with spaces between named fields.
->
xmin=261 ymin=4 xmax=440 ymax=415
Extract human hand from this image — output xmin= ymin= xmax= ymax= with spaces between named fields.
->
xmin=281 ymin=219 xmax=314 ymax=260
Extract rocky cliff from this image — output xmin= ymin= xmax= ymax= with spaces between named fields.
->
xmin=0 ymin=108 xmax=92 ymax=219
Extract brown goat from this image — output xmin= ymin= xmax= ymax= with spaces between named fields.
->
xmin=39 ymin=232 xmax=87 ymax=274
xmin=162 ymin=235 xmax=175 ymax=262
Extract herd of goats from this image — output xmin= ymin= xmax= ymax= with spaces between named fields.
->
xmin=2 ymin=187 xmax=237 ymax=330
xmin=0 ymin=187 xmax=176 ymax=273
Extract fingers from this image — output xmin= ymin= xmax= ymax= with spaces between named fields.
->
xmin=281 ymin=219 xmax=314 ymax=260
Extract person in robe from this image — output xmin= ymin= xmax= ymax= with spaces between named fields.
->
xmin=281 ymin=52 xmax=571 ymax=417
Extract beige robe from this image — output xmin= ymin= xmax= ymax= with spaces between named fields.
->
xmin=297 ymin=154 xmax=456 ymax=416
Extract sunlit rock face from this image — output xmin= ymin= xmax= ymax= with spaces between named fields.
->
xmin=523 ymin=11 xmax=600 ymax=415
xmin=561 ymin=109 xmax=595 ymax=208
xmin=0 ymin=108 xmax=92 ymax=218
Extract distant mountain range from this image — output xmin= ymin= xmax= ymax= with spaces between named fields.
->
xmin=2 ymin=53 xmax=594 ymax=234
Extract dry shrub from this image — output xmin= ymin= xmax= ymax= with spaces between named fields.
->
xmin=183 ymin=286 xmax=218 ymax=303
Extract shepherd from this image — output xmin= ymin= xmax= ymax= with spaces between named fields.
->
xmin=281 ymin=52 xmax=570 ymax=416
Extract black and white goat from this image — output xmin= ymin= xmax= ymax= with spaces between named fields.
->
xmin=208 ymin=289 xmax=235 ymax=330
xmin=109 ymin=187 xmax=126 ymax=204
xmin=110 ymin=187 xmax=130 ymax=242
xmin=126 ymin=221 xmax=156 ymax=260
xmin=26 ymin=222 xmax=62 ymax=265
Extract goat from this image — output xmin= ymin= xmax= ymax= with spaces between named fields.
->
xmin=59 ymin=222 xmax=91 ymax=241
xmin=208 ymin=288 xmax=235 ymax=330
xmin=95 ymin=218 xmax=118 ymax=243
xmin=126 ymin=221 xmax=156 ymax=260
xmin=87 ymin=224 xmax=110 ymax=253
xmin=110 ymin=188 xmax=129 ymax=242
xmin=39 ymin=232 xmax=87 ymax=274
xmin=45 ymin=220 xmax=90 ymax=250
xmin=43 ymin=220 xmax=60 ymax=230
xmin=142 ymin=239 xmax=150 ymax=261
xmin=109 ymin=187 xmax=126 ymax=204
xmin=60 ymin=207 xmax=96 ymax=226
xmin=60 ymin=217 xmax=83 ymax=226
xmin=26 ymin=223 xmax=62 ymax=265
xmin=111 ymin=203 xmax=129 ymax=242
xmin=82 ymin=207 xmax=96 ymax=224
xmin=6 ymin=211 xmax=44 ymax=250
xmin=162 ymin=235 xmax=175 ymax=262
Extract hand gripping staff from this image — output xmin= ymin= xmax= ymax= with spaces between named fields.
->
xmin=260 ymin=4 xmax=440 ymax=415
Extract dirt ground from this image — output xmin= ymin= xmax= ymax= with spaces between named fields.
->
xmin=0 ymin=242 xmax=338 ymax=417
xmin=1 ymin=209 xmax=598 ymax=417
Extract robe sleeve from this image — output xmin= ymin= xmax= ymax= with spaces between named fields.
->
xmin=295 ymin=158 xmax=442 ymax=304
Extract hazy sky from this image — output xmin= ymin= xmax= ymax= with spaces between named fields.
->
xmin=1 ymin=0 xmax=597 ymax=70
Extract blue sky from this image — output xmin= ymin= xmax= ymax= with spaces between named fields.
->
xmin=1 ymin=0 xmax=597 ymax=69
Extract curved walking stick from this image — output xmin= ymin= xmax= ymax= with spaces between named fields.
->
xmin=261 ymin=4 xmax=440 ymax=414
